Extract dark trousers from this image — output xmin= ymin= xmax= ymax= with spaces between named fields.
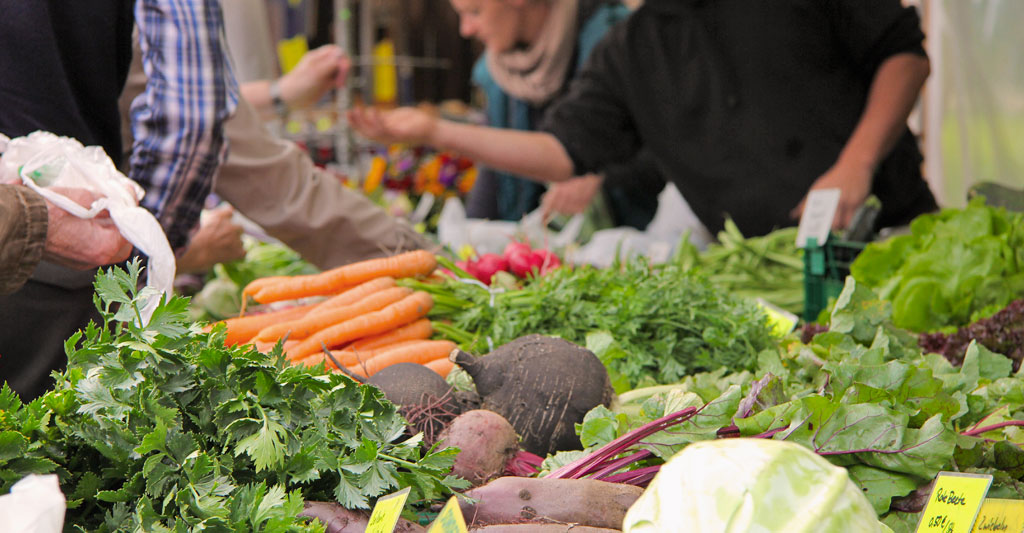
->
xmin=0 ymin=280 xmax=99 ymax=401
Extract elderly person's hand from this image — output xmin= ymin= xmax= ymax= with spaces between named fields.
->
xmin=43 ymin=187 xmax=132 ymax=270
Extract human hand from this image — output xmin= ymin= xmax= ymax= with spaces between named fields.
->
xmin=43 ymin=188 xmax=132 ymax=270
xmin=542 ymin=174 xmax=603 ymax=219
xmin=790 ymin=162 xmax=873 ymax=230
xmin=278 ymin=44 xmax=351 ymax=109
xmin=346 ymin=105 xmax=438 ymax=145
xmin=176 ymin=205 xmax=245 ymax=274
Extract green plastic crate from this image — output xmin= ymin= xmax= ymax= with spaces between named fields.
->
xmin=802 ymin=236 xmax=866 ymax=323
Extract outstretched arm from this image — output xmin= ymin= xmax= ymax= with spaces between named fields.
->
xmin=242 ymin=44 xmax=350 ymax=118
xmin=346 ymin=106 xmax=576 ymax=183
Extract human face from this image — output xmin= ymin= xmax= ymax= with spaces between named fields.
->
xmin=449 ymin=0 xmax=523 ymax=54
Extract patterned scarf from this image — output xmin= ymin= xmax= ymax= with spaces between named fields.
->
xmin=485 ymin=0 xmax=579 ymax=105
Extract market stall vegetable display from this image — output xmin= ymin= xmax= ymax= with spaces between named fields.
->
xmin=5 ymin=196 xmax=1024 ymax=531
xmin=0 ymin=262 xmax=466 ymax=531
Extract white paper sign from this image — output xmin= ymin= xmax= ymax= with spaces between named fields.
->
xmin=795 ymin=188 xmax=841 ymax=248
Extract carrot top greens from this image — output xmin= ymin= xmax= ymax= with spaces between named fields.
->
xmin=0 ymin=260 xmax=466 ymax=531
xmin=411 ymin=255 xmax=779 ymax=390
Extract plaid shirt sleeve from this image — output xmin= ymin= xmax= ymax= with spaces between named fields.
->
xmin=129 ymin=0 xmax=238 ymax=251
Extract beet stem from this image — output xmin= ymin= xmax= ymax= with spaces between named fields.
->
xmin=600 ymin=465 xmax=661 ymax=486
xmin=961 ymin=419 xmax=1024 ymax=437
xmin=588 ymin=450 xmax=654 ymax=480
xmin=546 ymin=406 xmax=698 ymax=480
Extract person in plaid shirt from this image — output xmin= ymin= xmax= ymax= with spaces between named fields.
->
xmin=0 ymin=0 xmax=237 ymax=399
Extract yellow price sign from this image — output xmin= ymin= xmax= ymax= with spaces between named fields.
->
xmin=755 ymin=298 xmax=798 ymax=337
xmin=427 ymin=496 xmax=468 ymax=533
xmin=365 ymin=487 xmax=411 ymax=533
xmin=916 ymin=472 xmax=993 ymax=533
xmin=972 ymin=499 xmax=1024 ymax=533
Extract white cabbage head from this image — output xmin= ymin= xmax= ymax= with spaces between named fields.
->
xmin=623 ymin=438 xmax=893 ymax=533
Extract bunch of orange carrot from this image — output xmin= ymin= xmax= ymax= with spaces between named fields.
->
xmin=212 ymin=250 xmax=457 ymax=378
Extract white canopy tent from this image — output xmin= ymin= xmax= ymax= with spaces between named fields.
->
xmin=922 ymin=0 xmax=1024 ymax=206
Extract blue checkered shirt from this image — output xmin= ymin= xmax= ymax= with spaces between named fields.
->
xmin=129 ymin=0 xmax=239 ymax=251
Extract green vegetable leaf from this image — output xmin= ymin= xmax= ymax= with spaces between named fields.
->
xmin=847 ymin=465 xmax=920 ymax=515
xmin=0 ymin=431 xmax=27 ymax=461
xmin=234 ymin=414 xmax=287 ymax=472
xmin=971 ymin=341 xmax=1013 ymax=382
xmin=991 ymin=440 xmax=1024 ymax=479
xmin=333 ymin=471 xmax=369 ymax=509
xmin=851 ymin=201 xmax=1024 ymax=332
xmin=253 ymin=484 xmax=288 ymax=525
xmin=135 ymin=420 xmax=169 ymax=456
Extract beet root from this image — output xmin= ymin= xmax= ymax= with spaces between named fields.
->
xmin=367 ymin=362 xmax=463 ymax=442
xmin=457 ymin=476 xmax=642 ymax=530
xmin=367 ymin=361 xmax=455 ymax=408
xmin=299 ymin=501 xmax=424 ymax=532
xmin=452 ymin=335 xmax=612 ymax=455
xmin=437 ymin=409 xmax=520 ymax=487
xmin=470 ymin=525 xmax=620 ymax=532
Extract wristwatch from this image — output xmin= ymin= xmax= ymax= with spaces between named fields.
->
xmin=268 ymin=80 xmax=289 ymax=118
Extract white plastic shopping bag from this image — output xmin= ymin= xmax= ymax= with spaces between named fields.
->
xmin=570 ymin=184 xmax=715 ymax=267
xmin=0 ymin=474 xmax=66 ymax=533
xmin=0 ymin=131 xmax=175 ymax=323
xmin=437 ymin=196 xmax=583 ymax=255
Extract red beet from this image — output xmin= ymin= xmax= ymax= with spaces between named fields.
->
xmin=457 ymin=477 xmax=641 ymax=530
xmin=458 ymin=260 xmax=487 ymax=284
xmin=532 ymin=249 xmax=561 ymax=275
xmin=507 ymin=252 xmax=543 ymax=279
xmin=503 ymin=241 xmax=532 ymax=260
xmin=475 ymin=254 xmax=510 ymax=284
xmin=438 ymin=409 xmax=520 ymax=487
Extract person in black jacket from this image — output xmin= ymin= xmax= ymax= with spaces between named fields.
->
xmin=348 ymin=0 xmax=938 ymax=237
